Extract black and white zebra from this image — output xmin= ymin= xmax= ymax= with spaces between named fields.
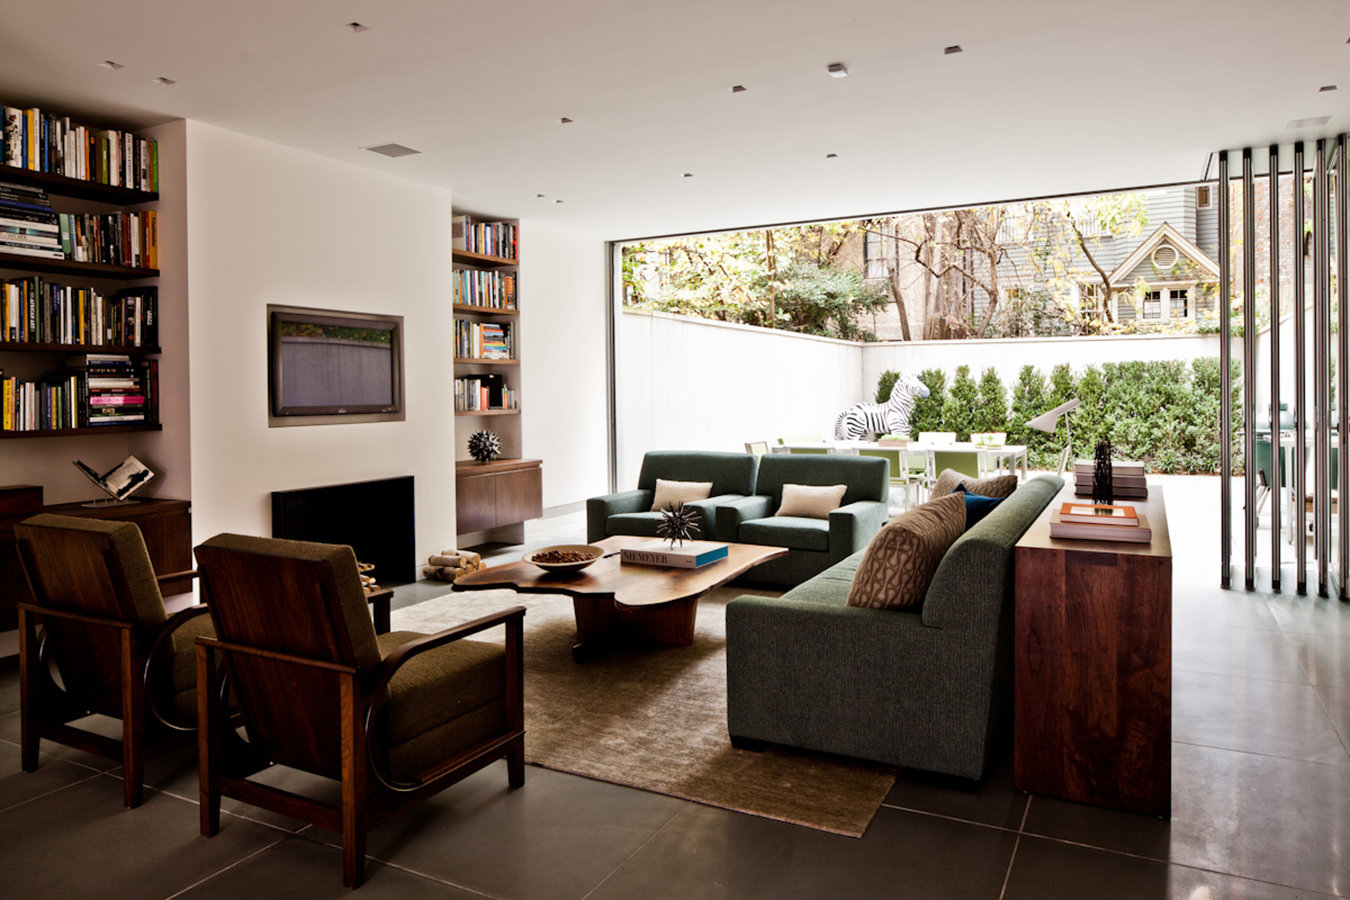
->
xmin=833 ymin=372 xmax=930 ymax=440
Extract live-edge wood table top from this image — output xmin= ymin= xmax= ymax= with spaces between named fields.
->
xmin=452 ymin=535 xmax=787 ymax=609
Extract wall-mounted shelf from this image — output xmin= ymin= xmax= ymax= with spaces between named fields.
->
xmin=0 ymin=253 xmax=158 ymax=280
xmin=454 ymin=357 xmax=519 ymax=366
xmin=0 ymin=164 xmax=158 ymax=206
xmin=451 ymin=248 xmax=516 ymax=268
xmin=452 ymin=304 xmax=517 ymax=317
xmin=0 ymin=341 xmax=160 ymax=354
xmin=0 ymin=423 xmax=162 ymax=440
xmin=454 ymin=409 xmax=520 ymax=417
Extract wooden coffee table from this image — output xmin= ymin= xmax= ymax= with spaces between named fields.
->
xmin=452 ymin=535 xmax=787 ymax=660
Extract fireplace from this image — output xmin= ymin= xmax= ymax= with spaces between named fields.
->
xmin=271 ymin=476 xmax=415 ymax=585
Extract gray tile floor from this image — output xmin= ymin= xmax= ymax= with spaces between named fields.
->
xmin=2 ymin=481 xmax=1349 ymax=898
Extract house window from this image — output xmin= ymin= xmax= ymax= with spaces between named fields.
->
xmin=1141 ymin=290 xmax=1162 ymax=320
xmin=863 ymin=229 xmax=887 ymax=280
xmin=1196 ymin=185 xmax=1213 ymax=209
xmin=1172 ymin=287 xmax=1190 ymax=318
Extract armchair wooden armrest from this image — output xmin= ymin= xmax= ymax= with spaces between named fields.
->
xmin=155 ymin=569 xmax=199 ymax=586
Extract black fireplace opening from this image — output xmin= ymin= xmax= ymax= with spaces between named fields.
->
xmin=271 ymin=476 xmax=415 ymax=585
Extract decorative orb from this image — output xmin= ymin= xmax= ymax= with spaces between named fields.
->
xmin=468 ymin=430 xmax=502 ymax=464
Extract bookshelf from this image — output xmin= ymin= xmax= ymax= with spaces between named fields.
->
xmin=0 ymin=107 xmax=162 ymax=438
xmin=451 ymin=214 xmax=539 ymax=541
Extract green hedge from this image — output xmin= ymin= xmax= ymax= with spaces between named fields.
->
xmin=877 ymin=358 xmax=1240 ymax=473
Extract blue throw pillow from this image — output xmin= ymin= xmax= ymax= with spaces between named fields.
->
xmin=953 ymin=485 xmax=1002 ymax=529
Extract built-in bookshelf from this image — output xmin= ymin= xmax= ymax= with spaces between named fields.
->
xmin=0 ymin=104 xmax=161 ymax=438
xmin=452 ymin=214 xmax=520 ymax=435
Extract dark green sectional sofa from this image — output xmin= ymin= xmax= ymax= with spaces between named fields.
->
xmin=724 ymin=475 xmax=1063 ymax=781
xmin=586 ymin=451 xmax=759 ymax=544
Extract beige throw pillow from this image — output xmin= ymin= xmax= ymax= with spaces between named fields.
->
xmin=650 ymin=478 xmax=713 ymax=511
xmin=775 ymin=483 xmax=848 ymax=519
xmin=847 ymin=492 xmax=966 ymax=610
xmin=929 ymin=469 xmax=1018 ymax=503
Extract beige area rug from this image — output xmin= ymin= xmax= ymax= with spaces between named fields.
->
xmin=390 ymin=586 xmax=896 ymax=837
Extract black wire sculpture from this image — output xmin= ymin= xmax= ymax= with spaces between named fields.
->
xmin=1092 ymin=438 xmax=1114 ymax=506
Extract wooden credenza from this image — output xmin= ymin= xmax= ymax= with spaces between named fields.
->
xmin=0 ymin=497 xmax=193 ymax=632
xmin=1013 ymin=485 xmax=1172 ymax=817
xmin=455 ymin=459 xmax=542 ymax=536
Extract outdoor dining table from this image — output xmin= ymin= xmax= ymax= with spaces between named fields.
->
xmin=774 ymin=440 xmax=1030 ymax=480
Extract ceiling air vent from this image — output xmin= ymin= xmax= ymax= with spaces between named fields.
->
xmin=364 ymin=143 xmax=421 ymax=158
xmin=1152 ymin=245 xmax=1179 ymax=268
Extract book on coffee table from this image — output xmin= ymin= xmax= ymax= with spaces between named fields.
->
xmin=620 ymin=539 xmax=730 ymax=569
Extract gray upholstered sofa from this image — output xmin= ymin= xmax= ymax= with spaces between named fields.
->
xmin=724 ymin=474 xmax=1062 ymax=781
xmin=587 ymin=450 xmax=758 ymax=544
xmin=714 ymin=453 xmax=889 ymax=586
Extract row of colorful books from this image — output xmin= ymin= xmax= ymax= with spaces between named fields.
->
xmin=2 ymin=279 xmax=157 ymax=348
xmin=454 ymin=374 xmax=518 ymax=412
xmin=454 ymin=268 xmax=516 ymax=310
xmin=451 ymin=215 xmax=517 ymax=260
xmin=2 ymin=105 xmax=158 ymax=192
xmin=1073 ymin=458 xmax=1148 ymax=499
xmin=58 ymin=210 xmax=158 ymax=269
xmin=0 ymin=181 xmax=61 ymax=259
xmin=454 ymin=320 xmax=514 ymax=360
xmin=1 ymin=355 xmax=158 ymax=432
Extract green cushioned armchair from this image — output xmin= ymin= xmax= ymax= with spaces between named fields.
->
xmin=587 ymin=450 xmax=759 ymax=544
xmin=725 ymin=475 xmax=1063 ymax=780
xmin=714 ymin=453 xmax=889 ymax=586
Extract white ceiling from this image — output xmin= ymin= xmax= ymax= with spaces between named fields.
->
xmin=1 ymin=0 xmax=1346 ymax=240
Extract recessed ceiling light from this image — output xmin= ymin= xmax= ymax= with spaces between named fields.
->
xmin=1319 ymin=84 xmax=1338 ymax=92
xmin=153 ymin=76 xmax=176 ymax=86
xmin=348 ymin=22 xmax=369 ymax=33
xmin=730 ymin=84 xmax=747 ymax=93
xmin=827 ymin=63 xmax=848 ymax=78
xmin=559 ymin=117 xmax=573 ymax=124
xmin=99 ymin=60 xmax=124 ymax=70
xmin=683 ymin=173 xmax=693 ymax=178
xmin=944 ymin=45 xmax=963 ymax=55
xmin=825 ymin=153 xmax=838 ymax=159
xmin=363 ymin=142 xmax=421 ymax=158
xmin=554 ymin=199 xmax=563 ymax=204
xmin=1286 ymin=116 xmax=1331 ymax=129
xmin=536 ymin=193 xmax=546 ymax=198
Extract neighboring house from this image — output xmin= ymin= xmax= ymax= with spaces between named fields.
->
xmin=1106 ymin=221 xmax=1219 ymax=327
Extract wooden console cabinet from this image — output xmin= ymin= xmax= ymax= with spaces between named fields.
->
xmin=1013 ymin=485 xmax=1172 ymax=817
xmin=455 ymin=459 xmax=542 ymax=536
xmin=0 ymin=497 xmax=193 ymax=631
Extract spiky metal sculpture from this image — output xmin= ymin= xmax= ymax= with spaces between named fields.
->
xmin=467 ymin=429 xmax=502 ymax=464
xmin=656 ymin=501 xmax=701 ymax=547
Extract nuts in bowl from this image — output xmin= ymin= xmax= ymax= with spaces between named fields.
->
xmin=523 ymin=544 xmax=605 ymax=574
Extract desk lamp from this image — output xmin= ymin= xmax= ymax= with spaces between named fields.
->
xmin=1026 ymin=398 xmax=1082 ymax=476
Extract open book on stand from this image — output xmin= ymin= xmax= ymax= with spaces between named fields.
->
xmin=73 ymin=454 xmax=154 ymax=505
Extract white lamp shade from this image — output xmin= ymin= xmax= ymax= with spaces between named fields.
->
xmin=1026 ymin=398 xmax=1082 ymax=433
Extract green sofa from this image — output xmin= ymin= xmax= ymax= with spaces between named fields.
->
xmin=725 ymin=475 xmax=1063 ymax=780
xmin=586 ymin=450 xmax=759 ymax=544
xmin=714 ymin=453 xmax=889 ymax=586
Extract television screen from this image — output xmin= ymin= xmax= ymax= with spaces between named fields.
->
xmin=269 ymin=306 xmax=404 ymax=421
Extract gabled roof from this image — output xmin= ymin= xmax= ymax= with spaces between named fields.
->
xmin=1107 ymin=222 xmax=1219 ymax=287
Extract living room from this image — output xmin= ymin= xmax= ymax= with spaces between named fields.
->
xmin=2 ymin=2 xmax=1349 ymax=897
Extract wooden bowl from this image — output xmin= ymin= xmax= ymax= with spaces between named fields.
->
xmin=522 ymin=544 xmax=605 ymax=574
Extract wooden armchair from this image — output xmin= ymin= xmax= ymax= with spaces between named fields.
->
xmin=192 ymin=533 xmax=525 ymax=888
xmin=14 ymin=513 xmax=210 ymax=808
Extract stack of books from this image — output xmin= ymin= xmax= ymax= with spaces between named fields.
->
xmin=454 ymin=373 xmax=518 ymax=412
xmin=0 ymin=182 xmax=62 ymax=260
xmin=451 ymin=215 xmax=517 ymax=260
xmin=2 ymin=279 xmax=157 ymax=347
xmin=453 ymin=268 xmax=516 ymax=310
xmin=1049 ymin=502 xmax=1152 ymax=543
xmin=67 ymin=353 xmax=153 ymax=427
xmin=57 ymin=210 xmax=158 ymax=268
xmin=1074 ymin=459 xmax=1148 ymax=499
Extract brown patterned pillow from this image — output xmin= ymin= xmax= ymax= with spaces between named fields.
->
xmin=846 ymin=492 xmax=966 ymax=610
xmin=929 ymin=469 xmax=1018 ymax=502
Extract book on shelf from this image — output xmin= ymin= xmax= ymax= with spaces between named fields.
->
xmin=2 ymin=104 xmax=158 ymax=191
xmin=73 ymin=454 xmax=154 ymax=501
xmin=1074 ymin=484 xmax=1148 ymax=499
xmin=1049 ymin=509 xmax=1152 ymax=542
xmin=619 ymin=539 xmax=730 ymax=569
xmin=1073 ymin=459 xmax=1146 ymax=476
xmin=451 ymin=214 xmax=517 ymax=260
xmin=1058 ymin=502 xmax=1140 ymax=526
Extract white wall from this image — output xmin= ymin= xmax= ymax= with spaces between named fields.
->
xmin=183 ymin=121 xmax=457 ymax=563
xmin=860 ymin=332 xmax=1226 ymax=399
xmin=616 ymin=310 xmax=863 ymax=487
xmin=518 ymin=223 xmax=610 ymax=509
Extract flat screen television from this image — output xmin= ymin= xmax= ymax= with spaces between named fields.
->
xmin=268 ymin=305 xmax=405 ymax=423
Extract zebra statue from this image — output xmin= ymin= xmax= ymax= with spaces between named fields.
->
xmin=833 ymin=372 xmax=931 ymax=440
